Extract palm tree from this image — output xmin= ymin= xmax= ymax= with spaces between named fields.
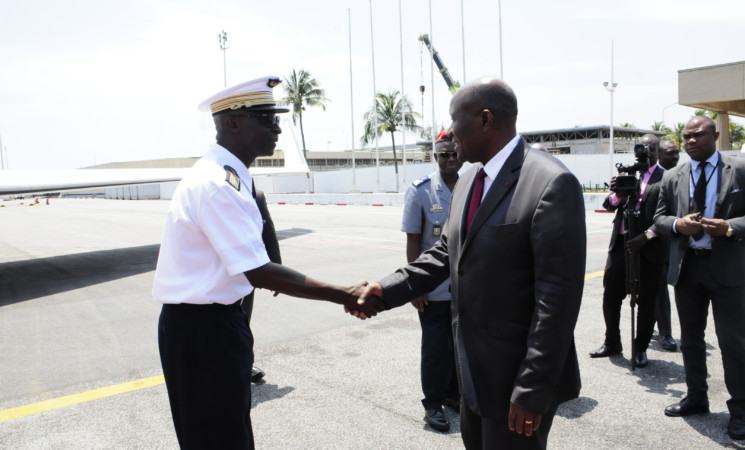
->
xmin=618 ymin=122 xmax=636 ymax=129
xmin=361 ymin=90 xmax=421 ymax=179
xmin=667 ymin=122 xmax=686 ymax=147
xmin=730 ymin=122 xmax=745 ymax=150
xmin=279 ymin=69 xmax=329 ymax=159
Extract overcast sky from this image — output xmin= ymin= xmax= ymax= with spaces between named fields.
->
xmin=1 ymin=0 xmax=743 ymax=170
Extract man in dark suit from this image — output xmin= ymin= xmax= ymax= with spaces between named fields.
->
xmin=241 ymin=187 xmax=282 ymax=383
xmin=357 ymin=77 xmax=586 ymax=449
xmin=652 ymin=140 xmax=681 ymax=352
xmin=654 ymin=116 xmax=745 ymax=440
xmin=589 ymin=134 xmax=667 ymax=368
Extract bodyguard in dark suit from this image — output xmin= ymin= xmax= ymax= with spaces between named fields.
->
xmin=652 ymin=140 xmax=681 ymax=352
xmin=241 ymin=187 xmax=282 ymax=383
xmin=654 ymin=116 xmax=745 ymax=440
xmin=357 ymin=77 xmax=586 ymax=449
xmin=589 ymin=135 xmax=667 ymax=368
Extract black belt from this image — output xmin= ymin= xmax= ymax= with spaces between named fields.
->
xmin=687 ymin=248 xmax=712 ymax=256
xmin=162 ymin=299 xmax=243 ymax=315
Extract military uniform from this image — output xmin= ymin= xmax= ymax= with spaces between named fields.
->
xmin=153 ymin=144 xmax=269 ymax=449
xmin=402 ymin=171 xmax=460 ymax=412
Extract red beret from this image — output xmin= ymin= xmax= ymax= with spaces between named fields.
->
xmin=436 ymin=130 xmax=451 ymax=142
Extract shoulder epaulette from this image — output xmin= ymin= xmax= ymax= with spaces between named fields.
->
xmin=412 ymin=175 xmax=431 ymax=187
xmin=224 ymin=165 xmax=241 ymax=191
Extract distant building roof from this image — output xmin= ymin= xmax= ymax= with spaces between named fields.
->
xmin=521 ymin=125 xmax=666 ymax=143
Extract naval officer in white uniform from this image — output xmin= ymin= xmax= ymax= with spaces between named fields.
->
xmin=153 ymin=76 xmax=383 ymax=449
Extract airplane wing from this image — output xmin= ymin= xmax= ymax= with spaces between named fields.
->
xmin=0 ymin=117 xmax=309 ymax=196
xmin=0 ymin=168 xmax=190 ymax=196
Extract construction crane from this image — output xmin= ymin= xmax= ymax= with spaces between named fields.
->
xmin=418 ymin=34 xmax=460 ymax=95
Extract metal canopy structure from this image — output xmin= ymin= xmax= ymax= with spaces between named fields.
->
xmin=679 ymin=61 xmax=745 ymax=149
xmin=522 ymin=125 xmax=665 ymax=143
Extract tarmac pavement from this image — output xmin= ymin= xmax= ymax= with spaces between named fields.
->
xmin=0 ymin=198 xmax=743 ymax=449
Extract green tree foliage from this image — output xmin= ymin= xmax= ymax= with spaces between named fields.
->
xmin=362 ymin=90 xmax=421 ymax=176
xmin=279 ymin=69 xmax=329 ymax=159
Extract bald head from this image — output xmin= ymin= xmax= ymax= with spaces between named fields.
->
xmin=458 ymin=77 xmax=518 ymax=124
xmin=447 ymin=77 xmax=519 ymax=164
xmin=683 ymin=116 xmax=719 ymax=162
xmin=658 ymin=140 xmax=680 ymax=170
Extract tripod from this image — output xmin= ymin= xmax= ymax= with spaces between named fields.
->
xmin=619 ymin=186 xmax=642 ymax=372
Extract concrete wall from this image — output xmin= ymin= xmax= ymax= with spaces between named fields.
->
xmin=130 ymin=150 xmax=745 ymax=211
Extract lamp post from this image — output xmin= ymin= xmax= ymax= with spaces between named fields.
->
xmin=661 ymin=101 xmax=677 ymax=126
xmin=218 ymin=30 xmax=228 ymax=87
xmin=603 ymin=41 xmax=617 ymax=182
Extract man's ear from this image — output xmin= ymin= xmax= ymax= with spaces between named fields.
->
xmin=481 ymin=109 xmax=494 ymax=130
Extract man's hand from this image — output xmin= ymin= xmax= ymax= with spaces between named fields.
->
xmin=700 ymin=217 xmax=729 ymax=237
xmin=608 ymin=176 xmax=617 ymax=192
xmin=626 ymin=234 xmax=647 ymax=253
xmin=343 ymin=281 xmax=386 ymax=320
xmin=675 ymin=213 xmax=705 ymax=236
xmin=411 ymin=296 xmax=428 ymax=312
xmin=508 ymin=402 xmax=542 ymax=437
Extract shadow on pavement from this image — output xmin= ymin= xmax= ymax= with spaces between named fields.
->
xmin=251 ymin=383 xmax=295 ymax=407
xmin=0 ymin=244 xmax=160 ymax=307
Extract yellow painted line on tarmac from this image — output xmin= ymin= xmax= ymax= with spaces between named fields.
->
xmin=1 ymin=272 xmax=607 ymax=423
xmin=0 ymin=375 xmax=164 ymax=423
xmin=585 ymin=270 xmax=604 ymax=280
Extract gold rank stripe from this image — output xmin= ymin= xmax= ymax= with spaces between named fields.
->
xmin=0 ymin=375 xmax=164 ymax=423
xmin=211 ymin=91 xmax=276 ymax=114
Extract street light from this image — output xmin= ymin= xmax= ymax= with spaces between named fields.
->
xmin=218 ymin=30 xmax=228 ymax=87
xmin=661 ymin=101 xmax=678 ymax=125
xmin=603 ymin=41 xmax=618 ymax=182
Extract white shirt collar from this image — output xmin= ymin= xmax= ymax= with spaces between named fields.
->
xmin=482 ymin=135 xmax=521 ymax=181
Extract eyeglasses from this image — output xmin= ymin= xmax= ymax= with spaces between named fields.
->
xmin=436 ymin=151 xmax=458 ymax=160
xmin=233 ymin=113 xmax=280 ymax=128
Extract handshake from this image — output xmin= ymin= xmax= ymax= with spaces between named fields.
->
xmin=339 ymin=281 xmax=387 ymax=320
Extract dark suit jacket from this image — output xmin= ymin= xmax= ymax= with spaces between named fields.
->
xmin=603 ymin=166 xmax=666 ymax=265
xmin=654 ymin=153 xmax=745 ymax=286
xmin=243 ymin=188 xmax=281 ymax=324
xmin=379 ymin=139 xmax=586 ymax=418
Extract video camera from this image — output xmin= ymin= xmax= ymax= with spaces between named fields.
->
xmin=612 ymin=144 xmax=650 ymax=195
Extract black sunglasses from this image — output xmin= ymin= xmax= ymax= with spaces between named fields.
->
xmin=436 ymin=151 xmax=458 ymax=159
xmin=232 ymin=113 xmax=280 ymax=128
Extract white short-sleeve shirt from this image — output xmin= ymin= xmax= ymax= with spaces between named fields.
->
xmin=152 ymin=144 xmax=270 ymax=304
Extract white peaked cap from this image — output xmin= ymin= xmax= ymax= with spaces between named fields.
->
xmin=198 ymin=76 xmax=290 ymax=115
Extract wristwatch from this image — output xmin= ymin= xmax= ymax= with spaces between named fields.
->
xmin=644 ymin=230 xmax=654 ymax=240
xmin=726 ymin=226 xmax=734 ymax=238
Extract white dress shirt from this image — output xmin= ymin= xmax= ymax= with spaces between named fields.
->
xmin=480 ymin=135 xmax=522 ymax=200
xmin=152 ymin=144 xmax=270 ymax=304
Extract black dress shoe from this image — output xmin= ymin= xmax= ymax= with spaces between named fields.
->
xmin=665 ymin=397 xmax=710 ymax=417
xmin=251 ymin=366 xmax=265 ymax=383
xmin=424 ymin=407 xmax=450 ymax=432
xmin=589 ymin=344 xmax=622 ymax=358
xmin=660 ymin=336 xmax=678 ymax=352
xmin=651 ymin=330 xmax=660 ymax=341
xmin=729 ymin=415 xmax=745 ymax=440
xmin=444 ymin=397 xmax=461 ymax=413
xmin=634 ymin=351 xmax=649 ymax=368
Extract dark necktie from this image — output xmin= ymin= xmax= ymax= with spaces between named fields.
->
xmin=691 ymin=162 xmax=708 ymax=241
xmin=466 ymin=168 xmax=487 ymax=232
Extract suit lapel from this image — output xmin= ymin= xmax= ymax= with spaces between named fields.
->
xmin=678 ymin=163 xmax=692 ymax=215
xmin=715 ymin=155 xmax=731 ymax=215
xmin=641 ymin=166 xmax=663 ymax=203
xmin=461 ymin=141 xmax=524 ymax=253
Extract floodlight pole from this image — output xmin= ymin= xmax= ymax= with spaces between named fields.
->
xmin=219 ymin=30 xmax=228 ymax=87
xmin=603 ymin=40 xmax=618 ymax=182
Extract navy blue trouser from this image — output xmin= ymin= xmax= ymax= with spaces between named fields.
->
xmin=418 ymin=300 xmax=459 ymax=410
xmin=159 ymin=301 xmax=255 ymax=449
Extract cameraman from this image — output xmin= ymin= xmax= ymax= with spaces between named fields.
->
xmin=590 ymin=134 xmax=667 ymax=368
